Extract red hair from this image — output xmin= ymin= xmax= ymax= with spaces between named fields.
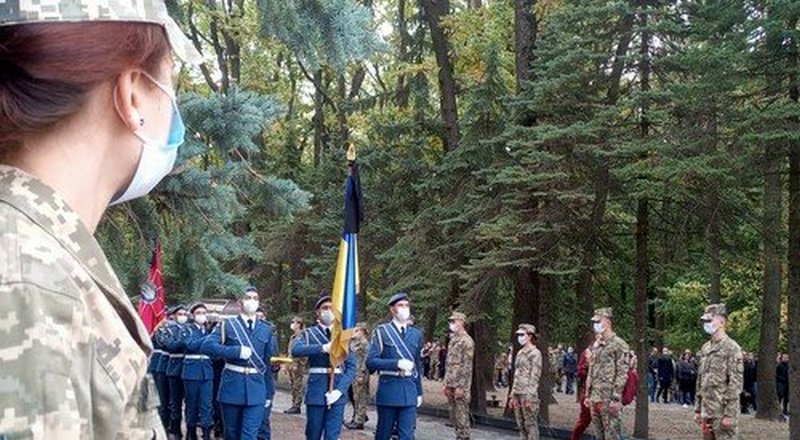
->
xmin=0 ymin=22 xmax=170 ymax=150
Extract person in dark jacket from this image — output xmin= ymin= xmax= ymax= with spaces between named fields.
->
xmin=776 ymin=353 xmax=789 ymax=416
xmin=562 ymin=347 xmax=578 ymax=395
xmin=656 ymin=348 xmax=675 ymax=403
xmin=741 ymin=352 xmax=758 ymax=414
xmin=676 ymin=350 xmax=697 ymax=407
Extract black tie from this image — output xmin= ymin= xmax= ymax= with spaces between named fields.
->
xmin=325 ymin=328 xmax=331 ymax=340
xmin=247 ymin=319 xmax=254 ymax=331
xmin=401 ymin=327 xmax=406 ymax=338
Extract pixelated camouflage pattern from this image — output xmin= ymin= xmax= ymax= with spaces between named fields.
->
xmin=586 ymin=333 xmax=629 ymax=403
xmin=0 ymin=0 xmax=200 ymax=64
xmin=350 ymin=332 xmax=369 ymax=424
xmin=511 ymin=344 xmax=542 ymax=398
xmin=695 ymin=334 xmax=743 ymax=422
xmin=0 ymin=165 xmax=165 ymax=439
xmin=444 ymin=331 xmax=474 ymax=396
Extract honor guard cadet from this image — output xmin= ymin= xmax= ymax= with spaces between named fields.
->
xmin=510 ymin=324 xmax=542 ymax=440
xmin=345 ymin=322 xmax=371 ymax=430
xmin=163 ymin=305 xmax=189 ymax=438
xmin=443 ymin=312 xmax=475 ymax=440
xmin=585 ymin=307 xmax=630 ymax=440
xmin=201 ymin=286 xmax=278 ymax=440
xmin=286 ymin=316 xmax=309 ymax=414
xmin=181 ymin=303 xmax=214 ymax=440
xmin=694 ymin=304 xmax=743 ymax=440
xmin=366 ymin=293 xmax=424 ymax=440
xmin=291 ymin=295 xmax=357 ymax=440
xmin=257 ymin=306 xmax=280 ymax=440
xmin=153 ymin=312 xmax=174 ymax=430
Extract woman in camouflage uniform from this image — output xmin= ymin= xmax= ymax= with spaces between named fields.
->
xmin=0 ymin=2 xmax=198 ymax=437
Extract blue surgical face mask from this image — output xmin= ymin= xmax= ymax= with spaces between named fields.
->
xmin=111 ymin=71 xmax=185 ymax=205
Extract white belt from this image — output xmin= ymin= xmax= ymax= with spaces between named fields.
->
xmin=169 ymin=354 xmax=185 ymax=358
xmin=225 ymin=364 xmax=260 ymax=375
xmin=153 ymin=349 xmax=167 ymax=355
xmin=379 ymin=370 xmax=413 ymax=377
xmin=309 ymin=367 xmax=342 ymax=374
xmin=184 ymin=354 xmax=210 ymax=360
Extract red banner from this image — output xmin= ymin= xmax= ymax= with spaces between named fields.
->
xmin=138 ymin=241 xmax=166 ymax=335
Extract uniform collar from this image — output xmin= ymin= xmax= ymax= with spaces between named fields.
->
xmin=392 ymin=319 xmax=407 ymax=332
xmin=0 ymin=165 xmax=152 ymax=352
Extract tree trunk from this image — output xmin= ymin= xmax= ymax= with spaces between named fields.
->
xmin=312 ymin=69 xmax=325 ymax=167
xmin=420 ymin=0 xmax=460 ymax=151
xmin=536 ymin=273 xmax=554 ymax=425
xmin=470 ymin=318 xmax=492 ymax=415
xmin=706 ymin=112 xmax=722 ymax=304
xmin=633 ymin=2 xmax=651 ymax=436
xmin=786 ymin=22 xmax=800 ymax=437
xmin=504 ymin=267 xmax=539 ymax=418
xmin=757 ymin=144 xmax=783 ymax=420
xmin=514 ymin=0 xmax=537 ymax=126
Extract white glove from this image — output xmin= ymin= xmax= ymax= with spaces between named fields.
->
xmin=397 ymin=359 xmax=414 ymax=372
xmin=322 ymin=343 xmax=331 ymax=353
xmin=325 ymin=390 xmax=343 ymax=406
xmin=264 ymin=399 xmax=272 ymax=409
xmin=417 ymin=396 xmax=423 ymax=408
xmin=239 ymin=346 xmax=253 ymax=360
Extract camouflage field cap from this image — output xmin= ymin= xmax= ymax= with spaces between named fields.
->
xmin=290 ymin=315 xmax=303 ymax=324
xmin=593 ymin=307 xmax=613 ymax=320
xmin=355 ymin=322 xmax=368 ymax=330
xmin=0 ymin=0 xmax=201 ymax=64
xmin=700 ymin=303 xmax=727 ymax=320
xmin=448 ymin=311 xmax=467 ymax=322
xmin=516 ymin=323 xmax=537 ymax=335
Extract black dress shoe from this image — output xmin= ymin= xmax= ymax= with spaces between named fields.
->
xmin=284 ymin=406 xmax=301 ymax=414
xmin=345 ymin=421 xmax=365 ymax=430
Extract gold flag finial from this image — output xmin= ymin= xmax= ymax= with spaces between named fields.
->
xmin=347 ymin=143 xmax=357 ymax=161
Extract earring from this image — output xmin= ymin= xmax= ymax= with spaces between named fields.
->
xmin=139 ymin=118 xmax=145 ymax=127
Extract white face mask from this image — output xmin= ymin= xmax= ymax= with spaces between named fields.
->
xmin=394 ymin=306 xmax=410 ymax=322
xmin=176 ymin=315 xmax=188 ymax=325
xmin=320 ymin=310 xmax=334 ymax=326
xmin=194 ymin=314 xmax=207 ymax=325
xmin=242 ymin=299 xmax=259 ymax=315
xmin=517 ymin=334 xmax=528 ymax=346
xmin=111 ymin=71 xmax=184 ymax=205
xmin=703 ymin=321 xmax=717 ymax=335
xmin=593 ymin=322 xmax=605 ymax=334
xmin=448 ymin=323 xmax=458 ymax=333
xmin=290 ymin=323 xmax=299 ymax=332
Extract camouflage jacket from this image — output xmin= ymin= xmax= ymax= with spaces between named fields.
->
xmin=586 ymin=333 xmax=629 ymax=402
xmin=288 ymin=333 xmax=309 ymax=372
xmin=350 ymin=335 xmax=370 ymax=378
xmin=444 ymin=331 xmax=474 ymax=391
xmin=511 ymin=344 xmax=542 ymax=398
xmin=694 ymin=334 xmax=743 ymax=419
xmin=0 ymin=166 xmax=164 ymax=439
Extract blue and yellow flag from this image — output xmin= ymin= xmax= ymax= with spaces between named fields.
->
xmin=330 ymin=150 xmax=363 ymax=367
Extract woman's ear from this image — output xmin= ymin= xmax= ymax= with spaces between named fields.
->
xmin=112 ymin=69 xmax=146 ymax=131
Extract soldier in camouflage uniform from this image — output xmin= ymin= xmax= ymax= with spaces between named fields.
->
xmin=284 ymin=316 xmax=308 ymax=414
xmin=0 ymin=1 xmax=199 ymax=437
xmin=585 ymin=307 xmax=630 ymax=440
xmin=510 ymin=323 xmax=542 ymax=440
xmin=443 ymin=312 xmax=475 ymax=440
xmin=694 ymin=304 xmax=743 ymax=440
xmin=431 ymin=342 xmax=441 ymax=380
xmin=345 ymin=322 xmax=370 ymax=430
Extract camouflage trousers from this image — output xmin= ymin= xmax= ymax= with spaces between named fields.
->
xmin=353 ymin=376 xmax=370 ymax=424
xmin=289 ymin=367 xmax=306 ymax=408
xmin=512 ymin=395 xmax=539 ymax=440
xmin=700 ymin=417 xmax=738 ymax=440
xmin=448 ymin=395 xmax=471 ymax=440
xmin=591 ymin=401 xmax=625 ymax=440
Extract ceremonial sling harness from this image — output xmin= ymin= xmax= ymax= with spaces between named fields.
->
xmin=229 ymin=318 xmax=269 ymax=375
xmin=381 ymin=323 xmax=418 ymax=378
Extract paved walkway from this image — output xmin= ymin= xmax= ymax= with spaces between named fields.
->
xmin=271 ymin=388 xmax=554 ymax=440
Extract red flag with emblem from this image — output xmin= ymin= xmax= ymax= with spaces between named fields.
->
xmin=138 ymin=241 xmax=166 ymax=334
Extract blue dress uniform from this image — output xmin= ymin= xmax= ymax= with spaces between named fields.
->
xmin=291 ymin=324 xmax=357 ymax=440
xmin=201 ymin=315 xmax=278 ymax=440
xmin=151 ymin=328 xmax=170 ymax=429
xmin=258 ymin=320 xmax=280 ymax=440
xmin=182 ymin=321 xmax=214 ymax=439
xmin=163 ymin=318 xmax=188 ymax=436
xmin=366 ymin=302 xmax=423 ymax=440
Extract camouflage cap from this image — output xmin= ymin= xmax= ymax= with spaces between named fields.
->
xmin=355 ymin=322 xmax=368 ymax=330
xmin=593 ymin=307 xmax=613 ymax=320
xmin=448 ymin=311 xmax=467 ymax=322
xmin=0 ymin=0 xmax=201 ymax=64
xmin=700 ymin=303 xmax=727 ymax=320
xmin=516 ymin=323 xmax=537 ymax=335
xmin=290 ymin=315 xmax=303 ymax=324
